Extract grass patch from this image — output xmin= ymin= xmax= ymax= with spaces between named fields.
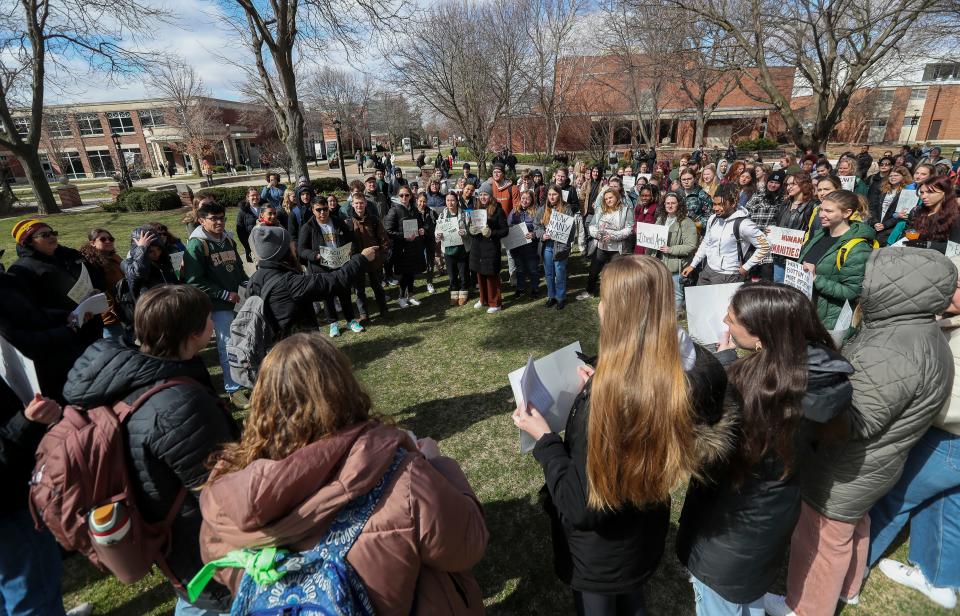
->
xmin=1 ymin=208 xmax=947 ymax=615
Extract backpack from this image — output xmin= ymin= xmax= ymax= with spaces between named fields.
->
xmin=186 ymin=449 xmax=406 ymax=614
xmin=731 ymin=217 xmax=758 ymax=266
xmin=29 ymin=378 xmax=195 ymax=589
xmin=227 ymin=275 xmax=283 ymax=389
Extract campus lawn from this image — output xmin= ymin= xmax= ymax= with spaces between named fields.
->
xmin=0 ymin=208 xmax=951 ymax=615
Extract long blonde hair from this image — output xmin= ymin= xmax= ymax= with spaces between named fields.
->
xmin=541 ymin=184 xmax=569 ymax=226
xmin=587 ymin=256 xmax=696 ymax=510
xmin=598 ymin=187 xmax=621 ymax=215
xmin=282 ymin=188 xmax=297 ymax=215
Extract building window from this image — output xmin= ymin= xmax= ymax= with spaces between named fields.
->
xmin=877 ymin=90 xmax=895 ymax=104
xmin=927 ymin=120 xmax=942 ymax=140
xmin=107 ymin=111 xmax=135 ymax=135
xmin=13 ymin=117 xmax=29 ymax=137
xmin=120 ymin=147 xmax=142 ymax=169
xmin=909 ymin=87 xmax=928 ymax=102
xmin=902 ymin=115 xmax=920 ymax=127
xmin=868 ymin=119 xmax=887 ymax=143
xmin=923 ymin=63 xmax=960 ymax=81
xmin=86 ymin=148 xmax=116 ymax=177
xmin=137 ymin=110 xmax=166 ymax=128
xmin=62 ymin=152 xmax=85 ymax=179
xmin=47 ymin=116 xmax=72 ymax=138
xmin=76 ymin=113 xmax=104 ymax=136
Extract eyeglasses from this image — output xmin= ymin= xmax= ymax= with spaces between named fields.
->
xmin=34 ymin=230 xmax=58 ymax=239
xmin=205 ymin=215 xmax=226 ymax=222
xmin=399 ymin=193 xmax=411 ymax=198
xmin=96 ymin=236 xmax=115 ymax=242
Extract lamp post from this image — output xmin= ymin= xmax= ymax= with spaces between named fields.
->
xmin=333 ymin=118 xmax=347 ymax=184
xmin=110 ymin=130 xmax=132 ymax=189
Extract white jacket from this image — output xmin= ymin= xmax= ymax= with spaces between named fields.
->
xmin=588 ymin=205 xmax=633 ymax=254
xmin=690 ymin=209 xmax=770 ymax=274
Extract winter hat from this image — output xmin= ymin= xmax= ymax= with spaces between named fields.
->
xmin=478 ymin=184 xmax=494 ymax=198
xmin=768 ymin=170 xmax=787 ymax=184
xmin=250 ymin=225 xmax=290 ymax=262
xmin=12 ymin=219 xmax=45 ymax=245
xmin=492 ymin=163 xmax=505 ymax=172
xmin=531 ymin=169 xmax=543 ymax=178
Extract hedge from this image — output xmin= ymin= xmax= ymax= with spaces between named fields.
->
xmin=196 ymin=186 xmax=251 ymax=207
xmin=310 ymin=178 xmax=349 ymax=193
xmin=736 ymin=137 xmax=780 ymax=151
xmin=112 ymin=188 xmax=181 ymax=212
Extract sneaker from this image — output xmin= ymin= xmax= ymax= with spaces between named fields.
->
xmin=576 ymin=291 xmax=593 ymax=301
xmin=408 ymin=297 xmax=421 ymax=306
xmin=329 ymin=323 xmax=341 ymax=337
xmin=474 ymin=300 xmax=484 ymax=309
xmin=839 ymin=594 xmax=860 ymax=605
xmin=878 ymin=559 xmax=957 ymax=609
xmin=545 ymin=298 xmax=557 ymax=308
xmin=427 ymin=283 xmax=435 ymax=294
xmin=66 ymin=604 xmax=94 ymax=616
xmin=486 ymin=306 xmax=501 ymax=313
xmin=762 ymin=593 xmax=797 ymax=616
xmin=556 ymin=299 xmax=566 ymax=310
xmin=387 ymin=278 xmax=399 ymax=286
xmin=348 ymin=319 xmax=364 ymax=333
xmin=398 ymin=297 xmax=410 ymax=309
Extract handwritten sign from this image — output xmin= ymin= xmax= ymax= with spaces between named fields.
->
xmin=947 ymin=241 xmax=960 ymax=258
xmin=318 ymin=242 xmax=352 ymax=269
xmin=766 ymin=226 xmax=805 ymax=259
xmin=436 ymin=217 xmax=462 ymax=248
xmin=635 ymin=222 xmax=669 ymax=250
xmin=896 ymin=189 xmax=918 ymax=217
xmin=840 ymin=175 xmax=856 ymax=191
xmin=830 ymin=301 xmax=854 ymax=347
xmin=685 ymin=282 xmax=742 ymax=345
xmin=503 ymin=223 xmax=533 ymax=251
xmin=169 ymin=250 xmax=185 ymax=275
xmin=784 ymin=260 xmax=813 ymax=298
xmin=67 ymin=264 xmax=94 ymax=305
xmin=545 ymin=211 xmax=574 ymax=244
xmin=402 ymin=219 xmax=419 ymax=238
xmin=622 ymin=175 xmax=636 ymax=190
xmin=469 ymin=209 xmax=487 ymax=234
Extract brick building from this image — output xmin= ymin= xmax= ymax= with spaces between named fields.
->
xmin=1 ymin=97 xmax=272 ymax=181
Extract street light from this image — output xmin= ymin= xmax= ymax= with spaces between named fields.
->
xmin=110 ymin=130 xmax=132 ymax=190
xmin=333 ymin=118 xmax=347 ymax=184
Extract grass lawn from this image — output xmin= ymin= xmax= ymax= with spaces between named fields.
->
xmin=0 ymin=208 xmax=952 ymax=615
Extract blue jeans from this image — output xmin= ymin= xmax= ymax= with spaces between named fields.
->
xmin=773 ymin=262 xmax=786 ymax=283
xmin=0 ymin=507 xmax=67 ymax=616
xmin=513 ymin=253 xmax=540 ymax=294
xmin=102 ymin=323 xmax=124 ymax=338
xmin=690 ymin=575 xmax=764 ymax=616
xmin=672 ymin=273 xmax=685 ymax=310
xmin=211 ymin=310 xmax=240 ymax=393
xmin=869 ymin=427 xmax=960 ymax=588
xmin=543 ymin=244 xmax=567 ymax=300
xmin=174 ymin=597 xmax=227 ymax=616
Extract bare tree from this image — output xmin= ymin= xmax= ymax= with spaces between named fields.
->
xmin=148 ymin=59 xmax=221 ymax=178
xmin=306 ymin=67 xmax=372 ymax=152
xmin=39 ymin=111 xmax=73 ymax=184
xmin=388 ymin=0 xmax=529 ymax=175
xmin=0 ymin=0 xmax=168 ymax=213
xmin=670 ymin=0 xmax=946 ymax=152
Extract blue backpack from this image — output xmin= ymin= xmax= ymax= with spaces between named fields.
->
xmin=188 ymin=449 xmax=405 ymax=615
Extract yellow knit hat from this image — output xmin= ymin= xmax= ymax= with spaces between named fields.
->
xmin=11 ymin=219 xmax=45 ymax=244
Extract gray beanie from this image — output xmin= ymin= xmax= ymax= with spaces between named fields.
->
xmin=250 ymin=224 xmax=290 ymax=262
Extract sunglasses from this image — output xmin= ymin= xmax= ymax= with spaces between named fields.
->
xmin=34 ymin=230 xmax=58 ymax=239
xmin=399 ymin=193 xmax=411 ymax=198
xmin=96 ymin=236 xmax=115 ymax=242
xmin=205 ymin=216 xmax=226 ymax=222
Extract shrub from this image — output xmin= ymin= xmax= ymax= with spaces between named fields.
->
xmin=115 ymin=188 xmax=181 ymax=212
xmin=736 ymin=137 xmax=779 ymax=151
xmin=235 ymin=164 xmax=247 ymax=172
xmin=310 ymin=177 xmax=349 ymax=194
xmin=196 ymin=186 xmax=253 ymax=207
xmin=138 ymin=171 xmax=153 ymax=179
xmin=213 ymin=165 xmax=226 ymax=173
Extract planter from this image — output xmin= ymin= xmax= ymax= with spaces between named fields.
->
xmin=56 ymin=184 xmax=83 ymax=209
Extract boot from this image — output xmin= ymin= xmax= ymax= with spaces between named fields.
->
xmin=458 ymin=290 xmax=468 ymax=306
xmin=449 ymin=291 xmax=459 ymax=306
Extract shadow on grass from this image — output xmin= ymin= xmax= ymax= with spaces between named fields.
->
xmin=338 ymin=335 xmax=423 ymax=371
xmin=101 ymin=585 xmax=174 ymax=616
xmin=61 ymin=554 xmax=108 ymax=595
xmin=397 ymin=385 xmax=512 ymax=442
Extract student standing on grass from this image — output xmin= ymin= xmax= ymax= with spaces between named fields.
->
xmin=469 ymin=185 xmax=508 ymax=313
xmin=535 ymin=184 xmax=585 ymax=310
xmin=347 ymin=192 xmax=391 ymax=321
xmin=79 ymin=228 xmax=124 ymax=338
xmin=183 ymin=201 xmax=248 ymax=401
xmin=507 ymin=189 xmax=541 ymax=299
xmin=513 ymin=256 xmax=731 ymax=616
xmin=577 ymin=188 xmax=633 ymax=301
xmin=436 ymin=192 xmax=471 ymax=306
xmin=765 ymin=248 xmax=956 ymax=616
xmin=678 ymin=283 xmax=853 ymax=616
xmin=415 ymin=193 xmax=438 ymax=294
xmin=384 ymin=187 xmax=426 ymax=308
xmin=652 ymin=192 xmax=697 ymax=312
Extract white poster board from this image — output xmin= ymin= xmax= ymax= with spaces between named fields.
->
xmin=502 ymin=223 xmax=532 ymax=251
xmin=766 ymin=226 xmax=805 ymax=259
xmin=508 ymin=341 xmax=586 ymax=453
xmin=545 ymin=212 xmax=574 ymax=244
xmin=622 ymin=175 xmax=636 ymax=190
xmin=895 ymin=189 xmax=918 ymax=217
xmin=318 ymin=242 xmax=352 ymax=269
xmin=469 ymin=209 xmax=487 ymax=234
xmin=830 ymin=301 xmax=854 ymax=347
xmin=783 ymin=260 xmax=814 ymax=298
xmin=561 ymin=190 xmax=570 ymax=203
xmin=0 ymin=335 xmax=41 ymax=405
xmin=638 ymin=173 xmax=652 ymax=182
xmin=635 ymin=222 xmax=669 ymax=250
xmin=947 ymin=241 xmax=960 ymax=258
xmin=66 ymin=264 xmax=94 ymax=305
xmin=71 ymin=293 xmax=109 ymax=327
xmin=402 ymin=219 xmax=419 ymax=238
xmin=436 ymin=218 xmax=462 ymax=248
xmin=684 ymin=282 xmax=742 ymax=345
xmin=840 ymin=175 xmax=856 ymax=191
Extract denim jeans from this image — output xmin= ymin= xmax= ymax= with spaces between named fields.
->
xmin=543 ymin=244 xmax=568 ymax=300
xmin=173 ymin=597 xmax=227 ymax=616
xmin=102 ymin=323 xmax=124 ymax=339
xmin=513 ymin=253 xmax=540 ymax=294
xmin=671 ymin=273 xmax=685 ymax=310
xmin=0 ymin=507 xmax=67 ymax=616
xmin=869 ymin=427 xmax=960 ymax=588
xmin=211 ymin=310 xmax=240 ymax=393
xmin=690 ymin=575 xmax=764 ymax=616
xmin=773 ymin=261 xmax=786 ymax=283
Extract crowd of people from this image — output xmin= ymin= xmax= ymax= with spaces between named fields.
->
xmin=0 ymin=141 xmax=958 ymax=616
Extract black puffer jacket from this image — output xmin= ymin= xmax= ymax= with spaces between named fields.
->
xmin=62 ymin=338 xmax=239 ymax=610
xmin=532 ymin=345 xmax=729 ymax=593
xmin=298 ymin=215 xmax=356 ymax=275
xmin=383 ymin=202 xmax=426 ymax=274
xmin=9 ymin=244 xmax=102 ymax=313
xmin=677 ymin=344 xmax=854 ymax=604
xmin=121 ymin=233 xmax=179 ymax=302
xmin=468 ymin=207 xmax=508 ymax=276
xmin=0 ymin=380 xmax=47 ymax=517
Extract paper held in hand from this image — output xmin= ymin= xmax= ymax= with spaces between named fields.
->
xmin=545 ymin=211 xmax=574 ymax=244
xmin=170 ymin=251 xmax=185 ymax=276
xmin=947 ymin=241 xmax=960 ymax=258
xmin=684 ymin=282 xmax=742 ymax=345
xmin=766 ymin=226 xmax=805 ymax=259
xmin=0 ymin=335 xmax=41 ymax=405
xmin=635 ymin=222 xmax=669 ymax=250
xmin=783 ymin=261 xmax=813 ymax=298
xmin=437 ymin=218 xmax=462 ymax=247
xmin=502 ymin=224 xmax=532 ymax=251
xmin=71 ymin=293 xmax=109 ymax=327
xmin=561 ymin=190 xmax=570 ymax=203
xmin=622 ymin=175 xmax=636 ymax=190
xmin=318 ymin=242 xmax=352 ymax=269
xmin=830 ymin=301 xmax=854 ymax=347
xmin=895 ymin=189 xmax=918 ymax=217
xmin=508 ymin=341 xmax=586 ymax=453
xmin=67 ymin=264 xmax=94 ymax=305
xmin=402 ymin=219 xmax=419 ymax=238
xmin=840 ymin=175 xmax=856 ymax=191
xmin=469 ymin=209 xmax=487 ymax=234
xmin=638 ymin=173 xmax=651 ymax=181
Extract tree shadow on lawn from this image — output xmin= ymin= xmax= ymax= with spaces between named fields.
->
xmin=396 ymin=385 xmax=512 ymax=442
xmin=337 ymin=335 xmax=423 ymax=371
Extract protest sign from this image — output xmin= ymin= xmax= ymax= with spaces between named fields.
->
xmin=469 ymin=209 xmax=487 ymax=234
xmin=508 ymin=342 xmax=585 ymax=453
xmin=766 ymin=226 xmax=805 ymax=259
xmin=622 ymin=175 xmax=636 ymax=190
xmin=67 ymin=264 xmax=93 ymax=305
xmin=895 ymin=189 xmax=918 ymax=217
xmin=0 ymin=335 xmax=40 ymax=405
xmin=830 ymin=301 xmax=854 ymax=347
xmin=502 ymin=223 xmax=532 ymax=251
xmin=170 ymin=251 xmax=185 ymax=276
xmin=638 ymin=173 xmax=651 ymax=181
xmin=402 ymin=219 xmax=419 ymax=238
xmin=635 ymin=222 xmax=669 ymax=250
xmin=947 ymin=241 xmax=960 ymax=258
xmin=318 ymin=242 xmax=352 ymax=269
xmin=684 ymin=282 xmax=742 ymax=345
xmin=784 ymin=260 xmax=813 ymax=298
xmin=545 ymin=211 xmax=574 ymax=244
xmin=840 ymin=175 xmax=856 ymax=191
xmin=437 ymin=218 xmax=462 ymax=247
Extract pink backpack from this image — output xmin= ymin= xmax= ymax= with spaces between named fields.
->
xmin=29 ymin=378 xmax=193 ymax=589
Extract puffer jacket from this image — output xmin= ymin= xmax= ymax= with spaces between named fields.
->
xmin=801 ymin=248 xmax=956 ymax=522
xmin=199 ymin=421 xmax=488 ymax=616
xmin=589 ymin=204 xmax=633 ymax=254
xmin=384 ymin=203 xmax=426 ymax=275
xmin=121 ymin=240 xmax=179 ymax=302
xmin=654 ymin=216 xmax=698 ymax=274
xmin=678 ymin=344 xmax=854 ymax=604
xmin=468 ymin=206 xmax=508 ymax=276
xmin=9 ymin=244 xmax=98 ymax=313
xmin=63 ymin=338 xmax=239 ymax=609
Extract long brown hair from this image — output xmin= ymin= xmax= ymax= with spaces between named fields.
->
xmin=541 ymin=184 xmax=569 ymax=226
xmin=209 ymin=333 xmax=374 ymax=481
xmin=598 ymin=187 xmax=621 ymax=215
xmin=915 ymin=176 xmax=960 ymax=242
xmin=587 ymin=256 xmax=695 ymax=509
xmin=880 ymin=165 xmax=912 ymax=194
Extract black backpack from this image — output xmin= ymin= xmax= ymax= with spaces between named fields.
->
xmin=113 ymin=277 xmax=137 ymax=327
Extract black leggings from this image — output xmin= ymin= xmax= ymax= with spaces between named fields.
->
xmin=585 ymin=249 xmax=620 ymax=295
xmin=573 ymin=587 xmax=646 ymax=616
xmin=398 ymin=272 xmax=416 ymax=296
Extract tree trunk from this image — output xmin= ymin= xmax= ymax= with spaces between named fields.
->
xmin=694 ymin=107 xmax=706 ymax=150
xmin=0 ymin=181 xmax=16 ymax=216
xmin=17 ymin=146 xmax=60 ymax=215
xmin=285 ymin=106 xmax=307 ymax=181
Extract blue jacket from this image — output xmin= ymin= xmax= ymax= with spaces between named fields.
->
xmin=260 ymin=184 xmax=286 ymax=209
